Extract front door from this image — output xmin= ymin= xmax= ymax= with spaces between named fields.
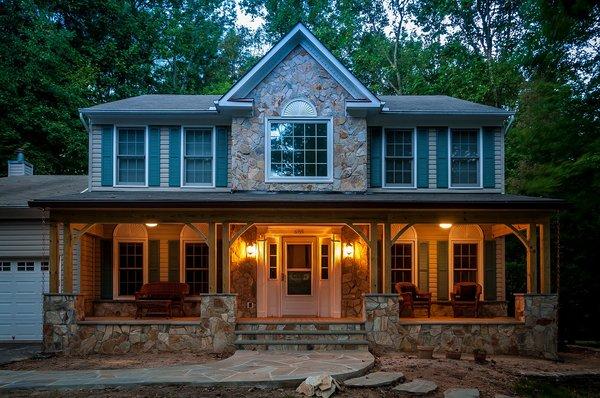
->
xmin=281 ymin=237 xmax=318 ymax=316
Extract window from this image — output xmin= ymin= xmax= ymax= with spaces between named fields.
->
xmin=118 ymin=242 xmax=143 ymax=296
xmin=17 ymin=261 xmax=34 ymax=271
xmin=185 ymin=243 xmax=209 ymax=295
xmin=385 ymin=129 xmax=414 ymax=186
xmin=450 ymin=129 xmax=480 ymax=186
xmin=453 ymin=243 xmax=478 ymax=283
xmin=268 ymin=243 xmax=277 ymax=280
xmin=184 ymin=128 xmax=214 ymax=186
xmin=41 ymin=261 xmax=49 ymax=271
xmin=391 ymin=243 xmax=413 ymax=287
xmin=0 ymin=262 xmax=10 ymax=271
xmin=320 ymin=244 xmax=329 ymax=280
xmin=117 ymin=127 xmax=146 ymax=185
xmin=267 ymin=120 xmax=331 ymax=181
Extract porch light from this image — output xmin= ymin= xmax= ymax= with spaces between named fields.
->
xmin=145 ymin=223 xmax=158 ymax=228
xmin=343 ymin=243 xmax=354 ymax=257
xmin=246 ymin=243 xmax=257 ymax=257
xmin=439 ymin=223 xmax=452 ymax=229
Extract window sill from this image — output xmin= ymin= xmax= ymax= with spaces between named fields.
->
xmin=265 ymin=178 xmax=333 ymax=184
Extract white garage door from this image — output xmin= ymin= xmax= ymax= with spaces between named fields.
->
xmin=0 ymin=260 xmax=49 ymax=341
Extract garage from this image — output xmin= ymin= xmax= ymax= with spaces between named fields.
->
xmin=0 ymin=260 xmax=49 ymax=341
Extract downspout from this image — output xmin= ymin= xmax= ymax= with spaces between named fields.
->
xmin=501 ymin=114 xmax=515 ymax=194
xmin=79 ymin=112 xmax=92 ymax=192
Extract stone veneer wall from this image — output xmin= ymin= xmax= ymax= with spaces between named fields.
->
xmin=230 ymin=46 xmax=368 ymax=191
xmin=43 ymin=293 xmax=237 ymax=355
xmin=230 ymin=226 xmax=257 ymax=318
xmin=341 ymin=226 xmax=370 ymax=317
xmin=92 ymin=300 xmax=201 ymax=317
xmin=364 ymin=293 xmax=558 ymax=359
xmin=405 ymin=302 xmax=508 ymax=318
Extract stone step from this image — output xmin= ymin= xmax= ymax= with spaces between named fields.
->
xmin=235 ymin=339 xmax=370 ymax=351
xmin=236 ymin=323 xmax=365 ymax=332
xmin=235 ymin=329 xmax=366 ymax=336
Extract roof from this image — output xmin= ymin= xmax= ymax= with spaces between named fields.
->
xmin=380 ymin=95 xmax=512 ymax=115
xmin=29 ymin=191 xmax=563 ymax=210
xmin=80 ymin=94 xmax=221 ymax=113
xmin=0 ymin=175 xmax=87 ymax=208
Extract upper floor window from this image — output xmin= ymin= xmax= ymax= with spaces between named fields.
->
xmin=450 ymin=129 xmax=481 ymax=187
xmin=384 ymin=128 xmax=414 ymax=187
xmin=184 ymin=127 xmax=214 ymax=186
xmin=266 ymin=119 xmax=332 ymax=182
xmin=117 ymin=127 xmax=146 ymax=185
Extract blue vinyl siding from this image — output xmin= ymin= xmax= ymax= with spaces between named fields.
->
xmin=169 ymin=127 xmax=181 ymax=187
xmin=369 ymin=126 xmax=383 ymax=188
xmin=482 ymin=127 xmax=497 ymax=188
xmin=215 ymin=126 xmax=229 ymax=187
xmin=100 ymin=125 xmax=114 ymax=186
xmin=416 ymin=128 xmax=429 ymax=188
xmin=436 ymin=128 xmax=449 ymax=188
xmin=148 ymin=127 xmax=160 ymax=187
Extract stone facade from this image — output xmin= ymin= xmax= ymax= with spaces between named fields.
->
xmin=364 ymin=293 xmax=558 ymax=359
xmin=230 ymin=46 xmax=368 ymax=191
xmin=92 ymin=300 xmax=201 ymax=317
xmin=43 ymin=293 xmax=237 ymax=355
xmin=405 ymin=302 xmax=508 ymax=318
xmin=341 ymin=226 xmax=370 ymax=317
xmin=230 ymin=226 xmax=257 ymax=318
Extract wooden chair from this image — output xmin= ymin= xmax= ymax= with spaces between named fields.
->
xmin=394 ymin=282 xmax=432 ymax=317
xmin=134 ymin=282 xmax=190 ymax=318
xmin=450 ymin=282 xmax=482 ymax=317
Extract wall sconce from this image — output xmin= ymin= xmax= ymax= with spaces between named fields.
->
xmin=439 ymin=223 xmax=453 ymax=229
xmin=343 ymin=243 xmax=354 ymax=257
xmin=145 ymin=222 xmax=158 ymax=228
xmin=246 ymin=243 xmax=257 ymax=257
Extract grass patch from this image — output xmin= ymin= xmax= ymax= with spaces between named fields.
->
xmin=515 ymin=379 xmax=600 ymax=397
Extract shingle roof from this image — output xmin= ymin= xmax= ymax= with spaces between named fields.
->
xmin=29 ymin=191 xmax=563 ymax=210
xmin=379 ymin=95 xmax=512 ymax=115
xmin=0 ymin=175 xmax=87 ymax=208
xmin=80 ymin=95 xmax=221 ymax=113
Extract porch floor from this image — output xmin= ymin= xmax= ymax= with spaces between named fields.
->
xmin=237 ymin=317 xmax=364 ymax=324
xmin=398 ymin=316 xmax=522 ymax=325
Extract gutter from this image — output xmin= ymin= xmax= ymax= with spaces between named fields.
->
xmin=79 ymin=112 xmax=91 ymax=134
xmin=78 ymin=109 xmax=219 ymax=117
xmin=379 ymin=110 xmax=515 ymax=117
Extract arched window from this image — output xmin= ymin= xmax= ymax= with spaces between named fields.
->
xmin=281 ymin=99 xmax=317 ymax=117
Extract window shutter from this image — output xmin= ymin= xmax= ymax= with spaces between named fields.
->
xmin=101 ymin=125 xmax=114 ymax=186
xmin=169 ymin=127 xmax=181 ymax=187
xmin=215 ymin=126 xmax=229 ymax=187
xmin=168 ymin=240 xmax=180 ymax=282
xmin=148 ymin=240 xmax=160 ymax=282
xmin=100 ymin=239 xmax=113 ymax=299
xmin=482 ymin=127 xmax=497 ymax=188
xmin=369 ymin=126 xmax=382 ymax=188
xmin=148 ymin=126 xmax=161 ymax=187
xmin=436 ymin=128 xmax=448 ymax=188
xmin=437 ymin=241 xmax=449 ymax=300
xmin=417 ymin=128 xmax=429 ymax=188
xmin=418 ymin=242 xmax=429 ymax=292
xmin=484 ymin=240 xmax=497 ymax=300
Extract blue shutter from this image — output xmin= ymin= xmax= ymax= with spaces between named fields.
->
xmin=369 ymin=126 xmax=382 ymax=188
xmin=101 ymin=125 xmax=114 ymax=186
xmin=169 ymin=127 xmax=181 ymax=187
xmin=148 ymin=126 xmax=161 ymax=187
xmin=417 ymin=128 xmax=429 ymax=188
xmin=437 ymin=241 xmax=449 ymax=300
xmin=436 ymin=128 xmax=449 ymax=188
xmin=418 ymin=242 xmax=429 ymax=292
xmin=482 ymin=127 xmax=497 ymax=188
xmin=215 ymin=126 xmax=229 ymax=187
xmin=484 ymin=240 xmax=497 ymax=300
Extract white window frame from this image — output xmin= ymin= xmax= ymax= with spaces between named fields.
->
xmin=265 ymin=117 xmax=334 ymax=183
xmin=382 ymin=127 xmax=417 ymax=189
xmin=448 ymin=127 xmax=483 ymax=189
xmin=113 ymin=239 xmax=148 ymax=300
xmin=180 ymin=126 xmax=216 ymax=188
xmin=449 ymin=240 xmax=484 ymax=288
xmin=180 ymin=239 xmax=210 ymax=296
xmin=113 ymin=125 xmax=149 ymax=187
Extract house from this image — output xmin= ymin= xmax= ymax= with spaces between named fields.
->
xmin=0 ymin=150 xmax=86 ymax=341
xmin=30 ymin=24 xmax=561 ymax=358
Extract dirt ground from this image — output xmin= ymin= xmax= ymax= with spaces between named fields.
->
xmin=3 ymin=347 xmax=600 ymax=398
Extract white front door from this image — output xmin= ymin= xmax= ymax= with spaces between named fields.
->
xmin=281 ymin=237 xmax=318 ymax=316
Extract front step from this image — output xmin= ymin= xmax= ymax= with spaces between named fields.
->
xmin=235 ymin=320 xmax=369 ymax=351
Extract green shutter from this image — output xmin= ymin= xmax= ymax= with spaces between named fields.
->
xmin=100 ymin=239 xmax=113 ymax=299
xmin=148 ymin=126 xmax=161 ymax=187
xmin=369 ymin=126 xmax=383 ymax=188
xmin=101 ymin=125 xmax=114 ymax=186
xmin=436 ymin=128 xmax=448 ymax=188
xmin=482 ymin=127 xmax=497 ymax=188
xmin=169 ymin=127 xmax=181 ymax=187
xmin=484 ymin=240 xmax=497 ymax=300
xmin=417 ymin=128 xmax=429 ymax=188
xmin=418 ymin=242 xmax=429 ymax=292
xmin=148 ymin=240 xmax=160 ymax=282
xmin=437 ymin=241 xmax=449 ymax=300
xmin=168 ymin=240 xmax=180 ymax=282
xmin=215 ymin=126 xmax=229 ymax=187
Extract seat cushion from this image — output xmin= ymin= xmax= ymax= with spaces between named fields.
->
xmin=459 ymin=284 xmax=477 ymax=300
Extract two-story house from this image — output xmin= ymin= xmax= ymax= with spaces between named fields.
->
xmin=31 ymin=24 xmax=561 ymax=358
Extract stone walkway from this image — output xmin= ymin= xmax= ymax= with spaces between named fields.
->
xmin=0 ymin=350 xmax=374 ymax=390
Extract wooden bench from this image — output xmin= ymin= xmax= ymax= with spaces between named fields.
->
xmin=134 ymin=282 xmax=189 ymax=318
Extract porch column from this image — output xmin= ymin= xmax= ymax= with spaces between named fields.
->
xmin=526 ymin=223 xmax=539 ymax=293
xmin=369 ymin=222 xmax=379 ymax=293
xmin=383 ymin=223 xmax=392 ymax=294
xmin=208 ymin=222 xmax=217 ymax=293
xmin=222 ymin=222 xmax=230 ymax=293
xmin=63 ymin=223 xmax=73 ymax=293
xmin=49 ymin=222 xmax=60 ymax=293
xmin=539 ymin=220 xmax=551 ymax=294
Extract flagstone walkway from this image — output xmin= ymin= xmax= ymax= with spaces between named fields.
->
xmin=0 ymin=350 xmax=374 ymax=390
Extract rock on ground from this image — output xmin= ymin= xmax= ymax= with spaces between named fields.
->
xmin=444 ymin=388 xmax=480 ymax=398
xmin=344 ymin=371 xmax=405 ymax=387
xmin=296 ymin=373 xmax=341 ymax=398
xmin=393 ymin=378 xmax=438 ymax=395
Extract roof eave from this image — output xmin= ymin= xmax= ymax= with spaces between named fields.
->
xmin=79 ymin=109 xmax=219 ymax=117
xmin=379 ymin=110 xmax=514 ymax=116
